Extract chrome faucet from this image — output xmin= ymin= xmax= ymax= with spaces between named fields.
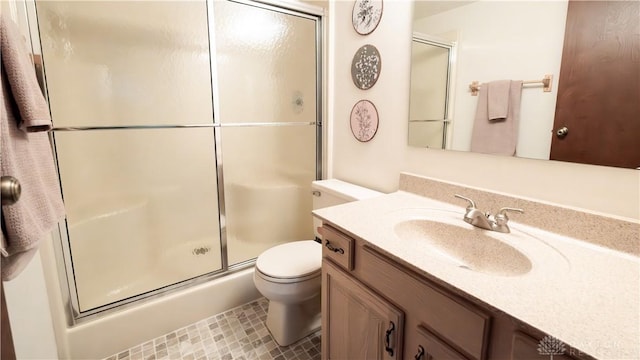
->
xmin=454 ymin=194 xmax=523 ymax=233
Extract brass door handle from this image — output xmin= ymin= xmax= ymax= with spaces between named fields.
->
xmin=1 ymin=176 xmax=21 ymax=205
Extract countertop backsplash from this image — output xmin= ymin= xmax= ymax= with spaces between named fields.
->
xmin=399 ymin=172 xmax=639 ymax=256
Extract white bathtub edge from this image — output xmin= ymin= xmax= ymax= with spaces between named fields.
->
xmin=65 ymin=268 xmax=260 ymax=359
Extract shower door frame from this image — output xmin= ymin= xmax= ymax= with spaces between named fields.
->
xmin=27 ymin=0 xmax=324 ymax=323
xmin=409 ymin=33 xmax=456 ymax=150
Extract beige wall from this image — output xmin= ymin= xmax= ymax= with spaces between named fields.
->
xmin=329 ymin=0 xmax=639 ymax=220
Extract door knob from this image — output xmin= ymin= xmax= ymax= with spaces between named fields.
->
xmin=556 ymin=126 xmax=569 ymax=138
xmin=1 ymin=176 xmax=21 ymax=205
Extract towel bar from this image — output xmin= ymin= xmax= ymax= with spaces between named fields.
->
xmin=469 ymin=74 xmax=553 ymax=96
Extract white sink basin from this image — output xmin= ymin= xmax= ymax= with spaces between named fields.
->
xmin=389 ymin=208 xmax=570 ymax=277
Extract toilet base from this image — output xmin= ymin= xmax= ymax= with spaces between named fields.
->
xmin=265 ymin=293 xmax=321 ymax=346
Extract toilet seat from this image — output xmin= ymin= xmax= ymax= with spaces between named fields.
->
xmin=255 ymin=240 xmax=321 ymax=283
xmin=255 ymin=268 xmax=320 ymax=284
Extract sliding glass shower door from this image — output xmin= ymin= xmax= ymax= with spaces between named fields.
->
xmin=212 ymin=1 xmax=318 ymax=265
xmin=34 ymin=0 xmax=321 ymax=316
xmin=37 ymin=1 xmax=222 ymax=312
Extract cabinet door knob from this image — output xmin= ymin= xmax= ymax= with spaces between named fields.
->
xmin=414 ymin=345 xmax=425 ymax=360
xmin=384 ymin=321 xmax=395 ymax=356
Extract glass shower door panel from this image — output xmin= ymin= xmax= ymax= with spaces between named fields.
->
xmin=221 ymin=126 xmax=316 ymax=265
xmin=55 ymin=128 xmax=222 ymax=312
xmin=213 ymin=1 xmax=317 ymax=125
xmin=36 ymin=1 xmax=213 ymax=127
xmin=409 ymin=42 xmax=450 ymax=148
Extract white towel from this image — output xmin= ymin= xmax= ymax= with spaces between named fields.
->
xmin=1 ymin=15 xmax=65 ymax=281
xmin=470 ymin=80 xmax=523 ymax=156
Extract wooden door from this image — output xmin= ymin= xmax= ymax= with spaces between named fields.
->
xmin=321 ymin=260 xmax=404 ymax=360
xmin=550 ymin=1 xmax=640 ymax=168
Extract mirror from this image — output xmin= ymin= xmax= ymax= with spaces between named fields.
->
xmin=408 ymin=1 xmax=640 ymax=168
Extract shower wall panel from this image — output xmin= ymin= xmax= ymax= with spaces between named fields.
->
xmin=221 ymin=126 xmax=316 ymax=265
xmin=55 ymin=129 xmax=222 ymax=311
xmin=213 ymin=0 xmax=317 ymax=125
xmin=37 ymin=1 xmax=213 ymax=127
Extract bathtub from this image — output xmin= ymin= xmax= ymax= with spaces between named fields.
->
xmin=49 ymin=194 xmax=260 ymax=358
xmin=41 ymin=236 xmax=259 ymax=359
xmin=44 ymin=169 xmax=312 ymax=358
xmin=66 ymin=192 xmax=225 ymax=312
xmin=67 ymin=196 xmax=153 ymax=311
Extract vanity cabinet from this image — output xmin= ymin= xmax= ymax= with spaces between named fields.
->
xmin=511 ymin=332 xmax=578 ymax=360
xmin=322 ymin=260 xmax=404 ymax=360
xmin=320 ymin=224 xmax=589 ymax=360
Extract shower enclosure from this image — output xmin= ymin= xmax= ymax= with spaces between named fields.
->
xmin=32 ymin=0 xmax=322 ymax=318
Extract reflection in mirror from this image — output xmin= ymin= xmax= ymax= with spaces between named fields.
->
xmin=410 ymin=1 xmax=565 ymax=161
xmin=408 ymin=34 xmax=454 ymax=149
xmin=409 ymin=1 xmax=640 ymax=168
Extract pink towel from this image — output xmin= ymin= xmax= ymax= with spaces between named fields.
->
xmin=487 ymin=80 xmax=511 ymax=120
xmin=1 ymin=15 xmax=65 ymax=280
xmin=470 ymin=80 xmax=523 ymax=156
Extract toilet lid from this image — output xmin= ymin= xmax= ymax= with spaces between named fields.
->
xmin=256 ymin=240 xmax=321 ymax=279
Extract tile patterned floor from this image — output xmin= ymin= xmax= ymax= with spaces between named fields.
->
xmin=104 ymin=298 xmax=321 ymax=360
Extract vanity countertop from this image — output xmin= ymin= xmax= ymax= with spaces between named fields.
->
xmin=313 ymin=190 xmax=640 ymax=359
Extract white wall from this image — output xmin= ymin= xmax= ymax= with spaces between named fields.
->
xmin=329 ymin=0 xmax=414 ymax=194
xmin=329 ymin=0 xmax=639 ymax=220
xmin=3 ymin=250 xmax=58 ymax=360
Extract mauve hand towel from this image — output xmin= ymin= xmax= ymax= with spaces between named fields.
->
xmin=470 ymin=80 xmax=523 ymax=156
xmin=487 ymin=80 xmax=511 ymax=120
xmin=1 ymin=15 xmax=65 ymax=281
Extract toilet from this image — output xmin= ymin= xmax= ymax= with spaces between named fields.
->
xmin=253 ymin=179 xmax=382 ymax=346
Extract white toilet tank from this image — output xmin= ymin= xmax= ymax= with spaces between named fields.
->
xmin=311 ymin=179 xmax=383 ymax=239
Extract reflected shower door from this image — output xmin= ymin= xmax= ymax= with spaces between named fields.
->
xmin=36 ymin=1 xmax=222 ymax=312
xmin=212 ymin=1 xmax=319 ymax=265
xmin=408 ymin=39 xmax=451 ymax=148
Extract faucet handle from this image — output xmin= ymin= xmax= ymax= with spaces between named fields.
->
xmin=495 ymin=207 xmax=524 ymax=225
xmin=454 ymin=194 xmax=477 ymax=209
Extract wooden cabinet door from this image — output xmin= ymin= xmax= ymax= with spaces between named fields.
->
xmin=322 ymin=259 xmax=404 ymax=360
xmin=512 ymin=332 xmax=580 ymax=360
xmin=411 ymin=325 xmax=469 ymax=360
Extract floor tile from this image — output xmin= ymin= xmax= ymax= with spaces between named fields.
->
xmin=103 ymin=298 xmax=321 ymax=360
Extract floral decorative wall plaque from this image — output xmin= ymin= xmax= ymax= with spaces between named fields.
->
xmin=351 ymin=44 xmax=381 ymax=90
xmin=352 ymin=0 xmax=383 ymax=35
xmin=350 ymin=100 xmax=379 ymax=142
